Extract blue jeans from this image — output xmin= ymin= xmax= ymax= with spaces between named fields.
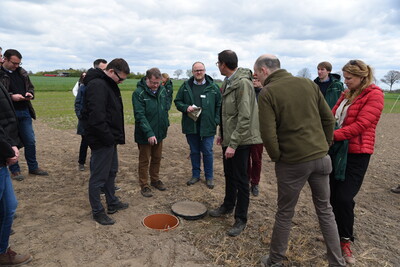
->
xmin=0 ymin=167 xmax=18 ymax=253
xmin=9 ymin=108 xmax=38 ymax=173
xmin=186 ymin=134 xmax=214 ymax=180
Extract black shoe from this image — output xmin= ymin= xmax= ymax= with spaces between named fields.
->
xmin=227 ymin=219 xmax=246 ymax=237
xmin=209 ymin=205 xmax=233 ymax=217
xmin=141 ymin=186 xmax=153 ymax=197
xmin=107 ymin=202 xmax=129 ymax=214
xmin=100 ymin=187 xmax=105 ymax=195
xmin=79 ymin=164 xmax=85 ymax=171
xmin=93 ymin=212 xmax=115 ymax=225
xmin=151 ymin=180 xmax=166 ymax=191
xmin=206 ymin=179 xmax=214 ymax=189
xmin=114 ymin=186 xmax=121 ymax=191
xmin=29 ymin=168 xmax=49 ymax=176
xmin=187 ymin=177 xmax=200 ymax=186
xmin=251 ymin=185 xmax=259 ymax=196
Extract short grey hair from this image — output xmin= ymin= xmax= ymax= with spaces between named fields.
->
xmin=255 ymin=55 xmax=281 ymax=72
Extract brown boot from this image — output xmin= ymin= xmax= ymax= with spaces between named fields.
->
xmin=0 ymin=247 xmax=32 ymax=266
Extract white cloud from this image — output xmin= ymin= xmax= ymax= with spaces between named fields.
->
xmin=0 ymin=0 xmax=399 ymax=88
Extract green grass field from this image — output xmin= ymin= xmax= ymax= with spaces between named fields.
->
xmin=29 ymin=76 xmax=399 ymax=130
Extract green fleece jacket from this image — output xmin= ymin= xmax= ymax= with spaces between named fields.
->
xmin=132 ymin=78 xmax=169 ymax=144
xmin=258 ymin=69 xmax=335 ymax=163
xmin=174 ymin=74 xmax=221 ymax=137
xmin=220 ymin=68 xmax=262 ymax=149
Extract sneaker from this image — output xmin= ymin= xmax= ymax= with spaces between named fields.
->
xmin=141 ymin=186 xmax=153 ymax=197
xmin=11 ymin=172 xmax=25 ymax=181
xmin=209 ymin=205 xmax=233 ymax=217
xmin=29 ymin=168 xmax=48 ymax=176
xmin=206 ymin=179 xmax=214 ymax=189
xmin=186 ymin=177 xmax=200 ymax=186
xmin=93 ymin=212 xmax=115 ymax=225
xmin=107 ymin=202 xmax=129 ymax=214
xmin=151 ymin=180 xmax=166 ymax=191
xmin=260 ymin=255 xmax=283 ymax=267
xmin=390 ymin=185 xmax=400 ymax=194
xmin=79 ymin=164 xmax=85 ymax=171
xmin=227 ymin=219 xmax=246 ymax=237
xmin=340 ymin=239 xmax=356 ymax=265
xmin=251 ymin=184 xmax=259 ymax=196
xmin=0 ymin=247 xmax=32 ymax=266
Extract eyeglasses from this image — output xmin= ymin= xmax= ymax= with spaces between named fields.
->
xmin=148 ymin=80 xmax=161 ymax=86
xmin=114 ymin=71 xmax=126 ymax=82
xmin=193 ymin=69 xmax=205 ymax=73
xmin=349 ymin=60 xmax=361 ymax=69
xmin=10 ymin=60 xmax=22 ymax=66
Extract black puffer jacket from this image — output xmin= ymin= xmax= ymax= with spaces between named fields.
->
xmin=0 ymin=81 xmax=21 ymax=166
xmin=82 ymin=68 xmax=125 ymax=150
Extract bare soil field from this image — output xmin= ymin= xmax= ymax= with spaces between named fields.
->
xmin=10 ymin=113 xmax=400 ymax=266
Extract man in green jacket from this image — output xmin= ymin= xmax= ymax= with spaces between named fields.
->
xmin=254 ymin=54 xmax=345 ymax=267
xmin=132 ymin=68 xmax=169 ymax=197
xmin=174 ymin=62 xmax=221 ymax=189
xmin=209 ymin=50 xmax=262 ymax=237
xmin=314 ymin=61 xmax=344 ymax=109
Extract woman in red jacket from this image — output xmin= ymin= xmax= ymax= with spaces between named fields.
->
xmin=330 ymin=60 xmax=384 ymax=264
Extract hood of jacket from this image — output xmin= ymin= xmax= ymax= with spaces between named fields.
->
xmin=224 ymin=68 xmax=253 ymax=93
xmin=83 ymin=68 xmax=113 ymax=86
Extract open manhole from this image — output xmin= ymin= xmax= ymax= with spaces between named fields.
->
xmin=142 ymin=213 xmax=179 ymax=231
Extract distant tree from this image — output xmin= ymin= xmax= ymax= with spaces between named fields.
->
xmin=212 ymin=72 xmax=217 ymax=79
xmin=380 ymin=70 xmax=400 ymax=91
xmin=186 ymin=69 xmax=192 ymax=78
xmin=297 ymin=68 xmax=311 ymax=79
xmin=174 ymin=69 xmax=183 ymax=79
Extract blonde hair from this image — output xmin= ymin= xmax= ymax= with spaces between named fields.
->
xmin=162 ymin=73 xmax=169 ymax=80
xmin=342 ymin=59 xmax=374 ymax=102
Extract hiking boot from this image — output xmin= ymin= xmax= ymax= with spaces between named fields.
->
xmin=107 ymin=202 xmax=129 ymax=214
xmin=0 ymin=247 xmax=32 ymax=266
xmin=187 ymin=177 xmax=200 ymax=186
xmin=11 ymin=172 xmax=24 ymax=181
xmin=206 ymin=179 xmax=214 ymax=189
xmin=251 ymin=184 xmax=259 ymax=196
xmin=341 ymin=239 xmax=355 ymax=265
xmin=79 ymin=164 xmax=85 ymax=171
xmin=93 ymin=212 xmax=115 ymax=225
xmin=29 ymin=168 xmax=48 ymax=176
xmin=260 ymin=255 xmax=283 ymax=267
xmin=227 ymin=219 xmax=246 ymax=237
xmin=391 ymin=185 xmax=400 ymax=194
xmin=209 ymin=205 xmax=233 ymax=217
xmin=141 ymin=186 xmax=153 ymax=197
xmin=151 ymin=180 xmax=166 ymax=191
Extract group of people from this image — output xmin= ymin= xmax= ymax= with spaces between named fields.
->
xmin=0 ymin=45 xmax=387 ymax=266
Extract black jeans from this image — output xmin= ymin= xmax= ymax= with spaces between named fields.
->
xmin=78 ymin=135 xmax=89 ymax=165
xmin=330 ymin=153 xmax=371 ymax=241
xmin=88 ymin=145 xmax=120 ymax=215
xmin=222 ymin=145 xmax=250 ymax=223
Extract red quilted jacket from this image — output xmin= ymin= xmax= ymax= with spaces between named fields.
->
xmin=332 ymin=84 xmax=384 ymax=154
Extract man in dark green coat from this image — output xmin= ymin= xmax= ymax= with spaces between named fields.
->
xmin=314 ymin=61 xmax=344 ymax=109
xmin=132 ymin=68 xmax=169 ymax=197
xmin=174 ymin=62 xmax=221 ymax=189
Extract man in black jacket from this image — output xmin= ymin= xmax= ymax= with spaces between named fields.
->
xmin=0 ymin=49 xmax=48 ymax=181
xmin=83 ymin=58 xmax=130 ymax=225
xmin=0 ymin=81 xmax=32 ymax=266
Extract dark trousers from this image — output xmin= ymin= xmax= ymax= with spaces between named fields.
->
xmin=222 ymin=145 xmax=250 ymax=223
xmin=88 ymin=145 xmax=120 ymax=215
xmin=248 ymin=143 xmax=263 ymax=185
xmin=330 ymin=153 xmax=371 ymax=241
xmin=78 ymin=135 xmax=89 ymax=165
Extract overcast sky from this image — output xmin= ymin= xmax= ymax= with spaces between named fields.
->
xmin=1 ymin=0 xmax=399 ymax=88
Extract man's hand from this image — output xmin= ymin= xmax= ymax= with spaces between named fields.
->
xmin=225 ymin=146 xmax=236 ymax=159
xmin=6 ymin=146 xmax=19 ymax=166
xmin=148 ymin=136 xmax=157 ymax=145
xmin=11 ymin=93 xmax=32 ymax=101
xmin=187 ymin=106 xmax=195 ymax=113
xmin=216 ymin=136 xmax=222 ymax=146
